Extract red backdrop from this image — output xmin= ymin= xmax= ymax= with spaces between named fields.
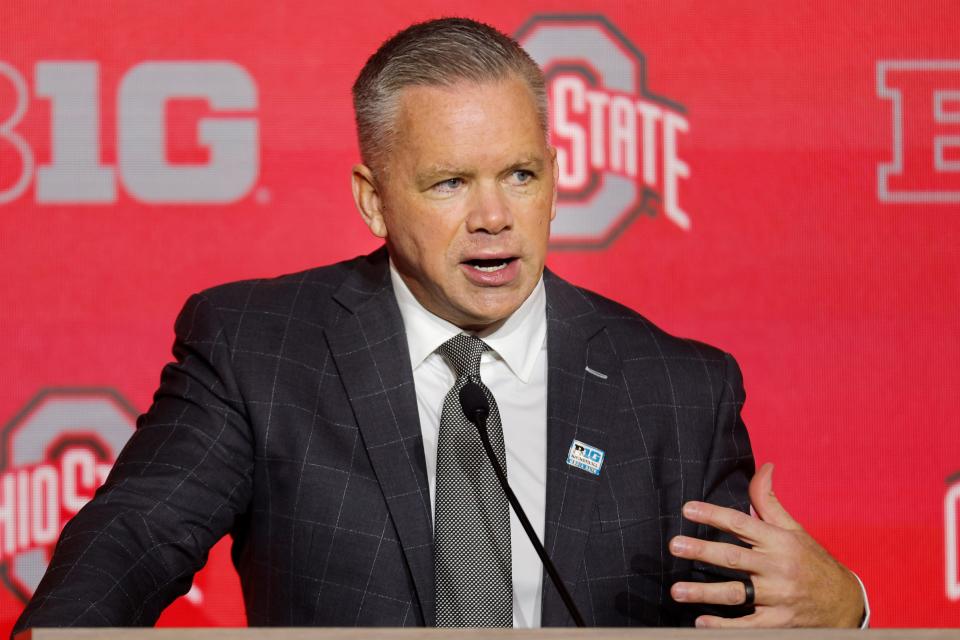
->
xmin=1 ymin=0 xmax=958 ymax=631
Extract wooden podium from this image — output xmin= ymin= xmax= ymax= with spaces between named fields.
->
xmin=14 ymin=629 xmax=960 ymax=640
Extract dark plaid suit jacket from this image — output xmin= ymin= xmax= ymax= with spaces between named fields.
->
xmin=15 ymin=248 xmax=754 ymax=631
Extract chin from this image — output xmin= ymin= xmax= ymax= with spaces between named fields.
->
xmin=445 ymin=279 xmax=534 ymax=327
xmin=458 ymin=301 xmax=521 ymax=330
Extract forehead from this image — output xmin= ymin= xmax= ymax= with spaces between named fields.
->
xmin=388 ymin=77 xmax=546 ymax=170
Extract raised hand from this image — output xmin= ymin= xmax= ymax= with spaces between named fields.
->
xmin=668 ymin=463 xmax=865 ymax=628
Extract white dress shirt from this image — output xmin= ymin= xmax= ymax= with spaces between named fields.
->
xmin=390 ymin=263 xmax=547 ymax=628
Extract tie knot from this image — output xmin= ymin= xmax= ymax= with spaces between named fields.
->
xmin=438 ymin=333 xmax=488 ymax=379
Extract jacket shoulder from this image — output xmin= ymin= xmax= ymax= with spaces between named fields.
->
xmin=566 ymin=282 xmax=730 ymax=366
xmin=196 ymin=253 xmax=368 ymax=308
xmin=180 ymin=252 xmax=383 ymax=332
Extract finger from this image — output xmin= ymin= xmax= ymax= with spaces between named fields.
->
xmin=695 ymin=612 xmax=768 ymax=629
xmin=669 ymin=535 xmax=766 ymax=573
xmin=749 ymin=462 xmax=801 ymax=531
xmin=671 ymin=580 xmax=753 ymax=606
xmin=681 ymin=501 xmax=772 ymax=546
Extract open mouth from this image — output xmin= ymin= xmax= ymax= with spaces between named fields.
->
xmin=463 ymin=257 xmax=516 ymax=272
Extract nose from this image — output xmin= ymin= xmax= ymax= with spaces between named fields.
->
xmin=465 ymin=180 xmax=513 ymax=234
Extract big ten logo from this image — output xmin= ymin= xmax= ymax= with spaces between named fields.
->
xmin=0 ymin=389 xmax=135 ymax=601
xmin=947 ymin=472 xmax=960 ymax=602
xmin=517 ymin=15 xmax=691 ymax=249
xmin=0 ymin=60 xmax=258 ymax=206
xmin=877 ymin=60 xmax=960 ymax=203
xmin=574 ymin=442 xmax=602 ymax=463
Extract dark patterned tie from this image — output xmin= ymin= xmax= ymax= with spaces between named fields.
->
xmin=434 ymin=333 xmax=513 ymax=627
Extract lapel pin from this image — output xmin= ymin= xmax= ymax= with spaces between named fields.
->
xmin=584 ymin=365 xmax=608 ymax=380
xmin=566 ymin=439 xmax=605 ymax=476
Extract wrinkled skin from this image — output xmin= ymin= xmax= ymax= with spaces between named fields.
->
xmin=352 ymin=76 xmax=557 ymax=332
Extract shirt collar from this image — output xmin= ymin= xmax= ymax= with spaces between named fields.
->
xmin=389 ymin=260 xmax=546 ymax=383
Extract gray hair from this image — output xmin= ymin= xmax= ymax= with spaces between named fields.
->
xmin=352 ymin=17 xmax=548 ymax=171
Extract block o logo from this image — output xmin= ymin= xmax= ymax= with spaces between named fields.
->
xmin=517 ymin=14 xmax=692 ymax=249
xmin=0 ymin=389 xmax=135 ymax=601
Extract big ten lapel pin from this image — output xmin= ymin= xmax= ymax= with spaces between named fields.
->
xmin=566 ymin=439 xmax=605 ymax=476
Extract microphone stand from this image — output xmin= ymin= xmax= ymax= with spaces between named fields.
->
xmin=460 ymin=382 xmax=586 ymax=628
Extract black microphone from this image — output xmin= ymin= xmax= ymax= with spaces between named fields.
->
xmin=458 ymin=381 xmax=586 ymax=628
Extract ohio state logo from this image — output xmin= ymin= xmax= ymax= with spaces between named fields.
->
xmin=0 ymin=388 xmax=135 ymax=602
xmin=947 ymin=471 xmax=960 ymax=602
xmin=517 ymin=14 xmax=691 ymax=248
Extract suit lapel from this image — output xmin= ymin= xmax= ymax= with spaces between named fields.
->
xmin=540 ymin=271 xmax=621 ymax=626
xmin=323 ymin=258 xmax=620 ymax=627
xmin=324 ymin=250 xmax=436 ymax=626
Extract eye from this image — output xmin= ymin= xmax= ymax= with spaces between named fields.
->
xmin=508 ymin=169 xmax=535 ymax=185
xmin=433 ymin=177 xmax=463 ymax=192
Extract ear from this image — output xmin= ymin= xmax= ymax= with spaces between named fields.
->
xmin=351 ymin=163 xmax=388 ymax=238
xmin=548 ymin=145 xmax=559 ymax=222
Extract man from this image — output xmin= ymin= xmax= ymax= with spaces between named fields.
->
xmin=15 ymin=18 xmax=865 ymax=631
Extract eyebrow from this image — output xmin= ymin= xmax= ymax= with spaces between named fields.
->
xmin=507 ymin=157 xmax=545 ymax=173
xmin=416 ymin=156 xmax=547 ymax=184
xmin=416 ymin=165 xmax=471 ymax=185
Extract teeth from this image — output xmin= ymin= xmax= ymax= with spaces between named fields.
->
xmin=473 ymin=262 xmax=508 ymax=272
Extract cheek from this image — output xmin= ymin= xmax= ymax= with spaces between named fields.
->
xmin=521 ymin=198 xmax=554 ymax=234
xmin=423 ymin=227 xmax=460 ymax=269
xmin=394 ymin=216 xmax=458 ymax=268
xmin=416 ymin=211 xmax=461 ymax=253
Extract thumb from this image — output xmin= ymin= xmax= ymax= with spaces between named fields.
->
xmin=749 ymin=462 xmax=800 ymax=529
